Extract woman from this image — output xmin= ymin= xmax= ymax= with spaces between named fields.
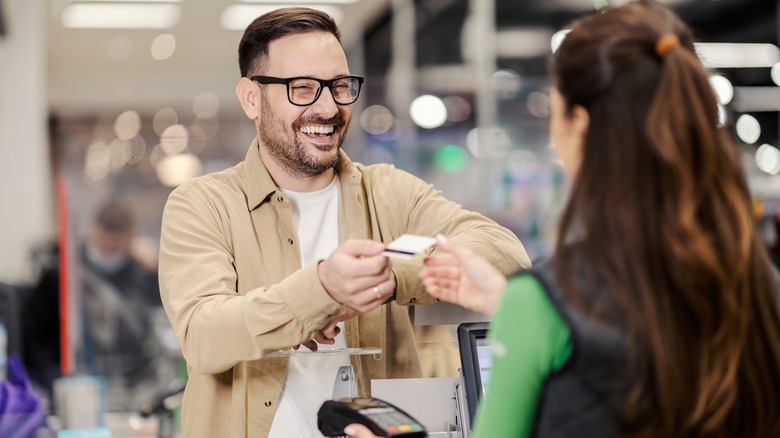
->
xmin=348 ymin=0 xmax=780 ymax=436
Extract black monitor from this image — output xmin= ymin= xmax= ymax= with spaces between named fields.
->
xmin=457 ymin=321 xmax=492 ymax=430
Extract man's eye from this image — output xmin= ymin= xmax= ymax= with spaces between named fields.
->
xmin=292 ymin=84 xmax=316 ymax=91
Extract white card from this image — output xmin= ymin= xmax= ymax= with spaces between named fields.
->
xmin=381 ymin=234 xmax=437 ymax=259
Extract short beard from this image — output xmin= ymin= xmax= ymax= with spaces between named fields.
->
xmin=258 ymin=90 xmax=347 ymax=179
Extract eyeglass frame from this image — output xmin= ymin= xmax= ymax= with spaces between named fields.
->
xmin=249 ymin=75 xmax=364 ymax=107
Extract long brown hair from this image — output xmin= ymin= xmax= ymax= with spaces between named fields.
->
xmin=550 ymin=1 xmax=780 ymax=436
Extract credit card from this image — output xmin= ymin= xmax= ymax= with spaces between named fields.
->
xmin=381 ymin=234 xmax=437 ymax=259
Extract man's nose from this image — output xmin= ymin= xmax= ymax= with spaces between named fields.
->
xmin=308 ymin=86 xmax=339 ymax=118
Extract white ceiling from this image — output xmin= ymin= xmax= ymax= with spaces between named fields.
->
xmin=47 ymin=0 xmax=390 ymax=119
xmin=42 ymin=0 xmax=780 ymax=121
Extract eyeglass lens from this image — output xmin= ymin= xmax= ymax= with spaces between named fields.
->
xmin=289 ymin=77 xmax=360 ymax=105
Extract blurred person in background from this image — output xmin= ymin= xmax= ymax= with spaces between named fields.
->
xmin=23 ymin=199 xmax=175 ymax=410
xmin=347 ymin=0 xmax=780 ymax=437
xmin=158 ymin=7 xmax=528 ymax=438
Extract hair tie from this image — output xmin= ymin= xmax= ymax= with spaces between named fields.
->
xmin=655 ymin=34 xmax=681 ymax=57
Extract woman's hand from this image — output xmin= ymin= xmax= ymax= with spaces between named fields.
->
xmin=419 ymin=235 xmax=507 ymax=316
xmin=343 ymin=423 xmax=379 ymax=437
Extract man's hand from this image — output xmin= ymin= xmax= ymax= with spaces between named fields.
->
xmin=293 ymin=307 xmax=360 ymax=351
xmin=318 ymin=240 xmax=396 ymax=313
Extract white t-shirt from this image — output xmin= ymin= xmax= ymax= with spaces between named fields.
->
xmin=269 ymin=176 xmax=349 ymax=437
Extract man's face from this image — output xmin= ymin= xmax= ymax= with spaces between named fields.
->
xmin=89 ymin=224 xmax=131 ymax=258
xmin=256 ymin=31 xmax=353 ymax=178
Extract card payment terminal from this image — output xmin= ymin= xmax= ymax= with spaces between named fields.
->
xmin=318 ymin=397 xmax=427 ymax=437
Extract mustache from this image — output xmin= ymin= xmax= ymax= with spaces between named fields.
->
xmin=294 ymin=114 xmax=346 ymax=130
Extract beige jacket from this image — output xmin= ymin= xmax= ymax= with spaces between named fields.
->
xmin=158 ymin=139 xmax=530 ymax=437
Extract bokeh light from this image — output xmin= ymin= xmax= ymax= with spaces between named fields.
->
xmin=709 ymin=74 xmax=733 ymax=105
xmin=526 ymin=91 xmax=550 ymax=118
xmin=151 ymin=33 xmax=176 ymax=60
xmin=434 ymin=144 xmax=469 ymax=173
xmin=160 ymin=124 xmax=189 ymax=155
xmin=121 ymin=136 xmax=147 ymax=165
xmin=153 ymin=107 xmax=179 ymax=136
xmin=466 ymin=127 xmax=511 ymax=158
xmin=114 ymin=110 xmax=141 ymax=140
xmin=360 ymin=105 xmax=395 ymax=135
xmin=155 ymin=153 xmax=203 ymax=187
xmin=755 ymin=144 xmax=780 ymax=175
xmin=492 ymin=69 xmax=522 ymax=100
xmin=735 ymin=114 xmax=761 ymax=144
xmin=85 ymin=141 xmax=111 ymax=182
xmin=193 ymin=91 xmax=221 ymax=118
xmin=771 ymin=62 xmax=780 ymax=87
xmin=410 ymin=95 xmax=447 ymax=129
xmin=442 ymin=96 xmax=471 ymax=123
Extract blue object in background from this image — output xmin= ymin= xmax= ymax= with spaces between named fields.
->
xmin=58 ymin=427 xmax=112 ymax=438
xmin=0 ymin=321 xmax=7 ymax=381
xmin=0 ymin=355 xmax=47 ymax=438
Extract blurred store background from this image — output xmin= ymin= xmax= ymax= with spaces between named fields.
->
xmin=0 ymin=0 xmax=778 ymax=435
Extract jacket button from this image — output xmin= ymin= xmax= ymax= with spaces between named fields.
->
xmin=409 ymin=297 xmax=417 ymax=303
xmin=287 ymin=238 xmax=294 ymax=245
xmin=277 ymin=195 xmax=284 ymax=202
xmin=264 ymin=400 xmax=272 ymax=407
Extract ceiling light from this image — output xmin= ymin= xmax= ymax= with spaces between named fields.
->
xmin=695 ymin=43 xmax=780 ymax=68
xmin=410 ymin=95 xmax=447 ymax=129
xmin=755 ymin=144 xmax=780 ymax=175
xmin=238 ymin=0 xmax=357 ymax=3
xmin=62 ymin=3 xmax=181 ymax=29
xmin=771 ymin=63 xmax=780 ymax=87
xmin=735 ymin=114 xmax=761 ymax=144
xmin=496 ymin=28 xmax=554 ymax=58
xmin=221 ymin=5 xmax=343 ymax=31
xmin=72 ymin=0 xmax=181 ymax=2
xmin=732 ymin=87 xmax=780 ymax=112
xmin=708 ymin=74 xmax=733 ymax=105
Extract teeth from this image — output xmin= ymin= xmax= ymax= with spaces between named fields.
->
xmin=301 ymin=125 xmax=334 ymax=135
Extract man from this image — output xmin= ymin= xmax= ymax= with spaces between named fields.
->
xmin=158 ymin=7 xmax=530 ymax=437
xmin=24 ymin=199 xmax=163 ymax=408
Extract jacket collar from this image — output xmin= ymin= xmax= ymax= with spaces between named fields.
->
xmin=243 ymin=137 xmax=363 ymax=211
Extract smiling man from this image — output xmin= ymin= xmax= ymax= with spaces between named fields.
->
xmin=158 ymin=7 xmax=530 ymax=437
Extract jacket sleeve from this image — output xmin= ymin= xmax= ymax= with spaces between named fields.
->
xmin=371 ymin=165 xmax=532 ymax=306
xmin=158 ymin=182 xmax=342 ymax=374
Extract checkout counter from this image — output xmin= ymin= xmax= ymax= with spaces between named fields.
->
xmin=44 ymin=301 xmax=487 ymax=437
xmin=366 ymin=302 xmax=490 ymax=438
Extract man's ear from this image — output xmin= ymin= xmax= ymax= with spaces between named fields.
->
xmin=236 ymin=77 xmax=260 ymax=120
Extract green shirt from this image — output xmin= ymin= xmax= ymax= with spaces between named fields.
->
xmin=472 ymin=274 xmax=573 ymax=438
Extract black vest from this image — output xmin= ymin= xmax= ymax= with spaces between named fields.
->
xmin=526 ymin=256 xmax=780 ymax=437
xmin=526 ymin=256 xmax=625 ymax=438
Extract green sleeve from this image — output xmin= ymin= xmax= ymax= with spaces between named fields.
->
xmin=472 ymin=274 xmax=572 ymax=438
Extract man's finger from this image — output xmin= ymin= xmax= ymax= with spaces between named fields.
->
xmin=301 ymin=340 xmax=318 ymax=351
xmin=321 ymin=323 xmax=341 ymax=340
xmin=339 ymin=239 xmax=386 ymax=257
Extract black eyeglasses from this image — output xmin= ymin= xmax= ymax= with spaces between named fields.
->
xmin=250 ymin=75 xmax=364 ymax=106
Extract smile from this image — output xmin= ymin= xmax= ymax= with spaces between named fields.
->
xmin=300 ymin=125 xmax=335 ymax=137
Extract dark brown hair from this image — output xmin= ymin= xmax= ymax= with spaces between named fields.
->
xmin=238 ymin=7 xmax=341 ymax=77
xmin=94 ymin=199 xmax=134 ymax=233
xmin=550 ymin=1 xmax=780 ymax=436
